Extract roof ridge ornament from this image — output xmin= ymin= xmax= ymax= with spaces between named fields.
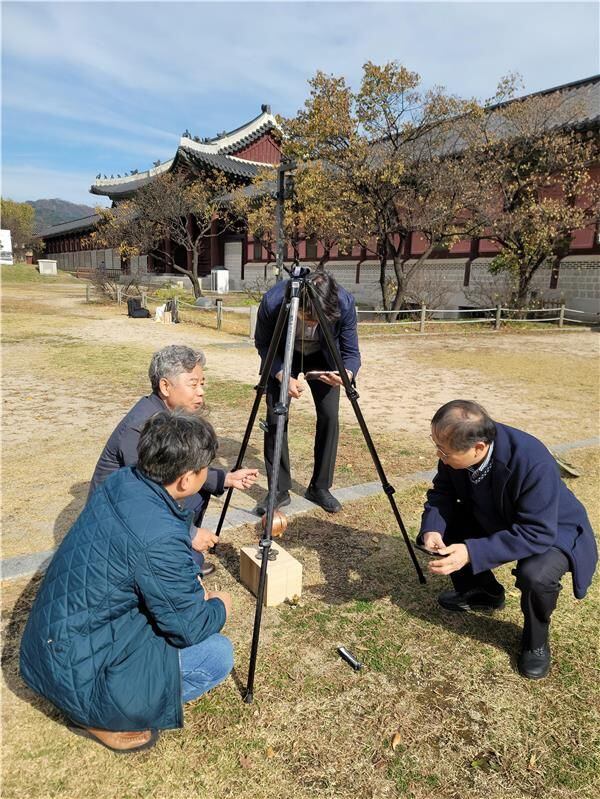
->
xmin=261 ymin=104 xmax=271 ymax=114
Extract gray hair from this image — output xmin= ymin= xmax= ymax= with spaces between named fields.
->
xmin=148 ymin=345 xmax=206 ymax=392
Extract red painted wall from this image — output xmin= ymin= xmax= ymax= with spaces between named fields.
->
xmin=234 ymin=134 xmax=281 ymax=164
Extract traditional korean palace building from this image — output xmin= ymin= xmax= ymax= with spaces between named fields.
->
xmin=40 ymin=79 xmax=600 ymax=316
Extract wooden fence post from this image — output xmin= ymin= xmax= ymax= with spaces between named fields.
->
xmin=558 ymin=304 xmax=565 ymax=328
xmin=419 ymin=303 xmax=427 ymax=333
xmin=116 ymin=286 xmax=122 ymax=305
xmin=216 ymin=299 xmax=223 ymax=330
xmin=141 ymin=291 xmax=147 ymax=308
xmin=250 ymin=305 xmax=258 ymax=339
xmin=495 ymin=304 xmax=502 ymax=330
xmin=86 ymin=284 xmax=90 ymax=303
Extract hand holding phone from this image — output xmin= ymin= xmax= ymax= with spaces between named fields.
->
xmin=305 ymin=370 xmax=339 ymax=380
xmin=414 ymin=542 xmax=449 ymax=558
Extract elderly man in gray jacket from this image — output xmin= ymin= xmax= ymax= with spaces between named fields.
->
xmin=89 ymin=344 xmax=258 ymax=576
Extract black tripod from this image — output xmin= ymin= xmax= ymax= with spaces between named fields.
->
xmin=213 ymin=267 xmax=425 ymax=702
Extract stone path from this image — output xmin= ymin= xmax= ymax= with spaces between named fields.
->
xmin=2 ymin=436 xmax=597 ymax=582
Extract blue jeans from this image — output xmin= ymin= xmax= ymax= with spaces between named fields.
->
xmin=179 ymin=634 xmax=234 ymax=703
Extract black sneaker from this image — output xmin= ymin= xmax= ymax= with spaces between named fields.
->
xmin=304 ymin=486 xmax=342 ymax=514
xmin=254 ymin=491 xmax=291 ymax=517
xmin=438 ymin=588 xmax=505 ymax=612
xmin=518 ymin=645 xmax=551 ymax=679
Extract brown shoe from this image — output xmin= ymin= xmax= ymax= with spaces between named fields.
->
xmin=69 ymin=724 xmax=159 ymax=753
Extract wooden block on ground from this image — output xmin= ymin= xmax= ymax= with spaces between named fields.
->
xmin=162 ymin=310 xmax=172 ymax=324
xmin=240 ymin=542 xmax=302 ymax=607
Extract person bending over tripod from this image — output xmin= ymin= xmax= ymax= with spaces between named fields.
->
xmin=417 ymin=400 xmax=597 ymax=679
xmin=254 ymin=270 xmax=361 ymax=515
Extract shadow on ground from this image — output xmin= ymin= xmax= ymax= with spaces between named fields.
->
xmin=218 ymin=513 xmax=524 ymax=663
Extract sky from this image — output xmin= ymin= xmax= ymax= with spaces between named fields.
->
xmin=2 ymin=0 xmax=599 ymax=206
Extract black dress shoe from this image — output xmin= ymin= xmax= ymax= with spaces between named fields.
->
xmin=254 ymin=491 xmax=291 ymax=517
xmin=438 ymin=588 xmax=506 ymax=612
xmin=304 ymin=486 xmax=342 ymax=513
xmin=199 ymin=562 xmax=216 ymax=578
xmin=518 ymin=645 xmax=551 ymax=679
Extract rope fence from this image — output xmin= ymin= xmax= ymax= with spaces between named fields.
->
xmin=84 ymin=285 xmax=598 ymax=337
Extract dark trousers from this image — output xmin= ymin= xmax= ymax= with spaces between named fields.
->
xmin=264 ymin=351 xmax=340 ymax=492
xmin=445 ymin=512 xmax=570 ymax=649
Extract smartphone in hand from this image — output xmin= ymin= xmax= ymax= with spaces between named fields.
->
xmin=305 ymin=370 xmax=339 ymax=380
xmin=414 ymin=542 xmax=449 ymax=558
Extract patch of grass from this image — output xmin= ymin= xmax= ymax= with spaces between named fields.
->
xmin=2 ymin=279 xmax=600 ymax=799
xmin=1 ymin=263 xmax=77 ymax=284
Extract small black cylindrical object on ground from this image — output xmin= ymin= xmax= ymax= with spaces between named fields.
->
xmin=337 ymin=646 xmax=362 ymax=671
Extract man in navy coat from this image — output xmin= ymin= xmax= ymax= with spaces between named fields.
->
xmin=418 ymin=400 xmax=597 ymax=679
xmin=89 ymin=345 xmax=258 ymax=576
xmin=254 ymin=270 xmax=361 ymax=515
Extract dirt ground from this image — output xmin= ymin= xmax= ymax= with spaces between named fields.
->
xmin=2 ymin=276 xmax=600 ymax=799
xmin=5 ymin=282 xmax=599 ymax=435
xmin=2 ymin=281 xmax=599 ymax=560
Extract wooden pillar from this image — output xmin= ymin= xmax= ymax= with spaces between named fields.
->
xmin=464 ymin=238 xmax=479 ymax=287
xmin=210 ymin=216 xmax=219 ymax=269
xmin=186 ymin=215 xmax=194 ymax=274
xmin=164 ymin=237 xmax=172 ymax=274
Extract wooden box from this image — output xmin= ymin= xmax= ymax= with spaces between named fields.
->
xmin=162 ymin=310 xmax=172 ymax=324
xmin=240 ymin=542 xmax=302 ymax=607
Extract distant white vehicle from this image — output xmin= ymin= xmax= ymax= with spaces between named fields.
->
xmin=0 ymin=229 xmax=14 ymax=265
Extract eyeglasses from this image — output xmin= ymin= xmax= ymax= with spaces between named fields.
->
xmin=429 ymin=434 xmax=448 ymax=458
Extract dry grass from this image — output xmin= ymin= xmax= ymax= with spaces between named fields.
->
xmin=2 ymin=452 xmax=598 ymax=799
xmin=2 ymin=275 xmax=599 ymax=798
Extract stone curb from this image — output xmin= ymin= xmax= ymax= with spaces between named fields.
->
xmin=2 ymin=438 xmax=597 ymax=582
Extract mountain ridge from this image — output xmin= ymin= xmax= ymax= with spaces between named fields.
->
xmin=26 ymin=198 xmax=97 ymax=231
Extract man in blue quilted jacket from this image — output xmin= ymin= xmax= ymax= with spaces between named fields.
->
xmin=20 ymin=412 xmax=233 ymax=753
xmin=418 ymin=400 xmax=597 ymax=679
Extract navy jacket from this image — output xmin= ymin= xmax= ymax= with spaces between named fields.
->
xmin=20 ymin=467 xmax=227 ymax=731
xmin=420 ymin=423 xmax=597 ymax=599
xmin=89 ymin=392 xmax=225 ymax=523
xmin=255 ymin=279 xmax=361 ymax=379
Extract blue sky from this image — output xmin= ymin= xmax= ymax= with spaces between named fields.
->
xmin=2 ymin=1 xmax=599 ymax=206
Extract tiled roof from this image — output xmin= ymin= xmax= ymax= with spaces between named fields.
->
xmin=90 ymin=159 xmax=175 ymax=197
xmin=177 ymin=146 xmax=263 ymax=178
xmin=482 ymin=74 xmax=600 ymax=139
xmin=89 ymin=107 xmax=280 ymax=197
xmin=487 ymin=74 xmax=600 ymax=127
xmin=187 ymin=106 xmax=280 ymax=155
xmin=38 ymin=213 xmax=101 ymax=238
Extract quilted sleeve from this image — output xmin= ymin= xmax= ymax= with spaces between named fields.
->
xmin=134 ymin=535 xmax=226 ymax=647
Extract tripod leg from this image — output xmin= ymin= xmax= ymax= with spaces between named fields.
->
xmin=305 ymin=282 xmax=426 ymax=584
xmin=212 ymin=295 xmax=290 ymax=546
xmin=245 ymin=280 xmax=303 ymax=701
